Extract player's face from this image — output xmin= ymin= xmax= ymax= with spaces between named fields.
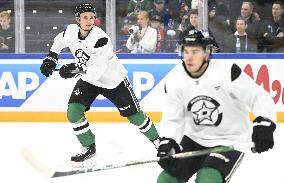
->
xmin=183 ymin=46 xmax=207 ymax=74
xmin=272 ymin=4 xmax=283 ymax=17
xmin=77 ymin=12 xmax=95 ymax=31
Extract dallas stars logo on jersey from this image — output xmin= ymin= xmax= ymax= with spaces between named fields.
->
xmin=188 ymin=95 xmax=223 ymax=126
xmin=75 ymin=49 xmax=90 ymax=68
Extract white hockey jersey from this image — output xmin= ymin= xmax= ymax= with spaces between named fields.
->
xmin=160 ymin=61 xmax=276 ymax=148
xmin=50 ymin=24 xmax=128 ymax=89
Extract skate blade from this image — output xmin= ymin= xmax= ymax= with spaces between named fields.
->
xmin=71 ymin=155 xmax=97 ymax=169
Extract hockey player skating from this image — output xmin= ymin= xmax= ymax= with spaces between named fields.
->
xmin=157 ymin=29 xmax=276 ymax=183
xmin=40 ymin=3 xmax=159 ymax=165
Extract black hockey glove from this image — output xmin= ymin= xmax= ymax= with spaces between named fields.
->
xmin=252 ymin=116 xmax=276 ymax=153
xmin=59 ymin=63 xmax=81 ymax=79
xmin=157 ymin=137 xmax=181 ymax=169
xmin=40 ymin=51 xmax=58 ymax=77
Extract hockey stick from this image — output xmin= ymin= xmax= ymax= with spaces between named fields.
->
xmin=53 ymin=68 xmax=86 ymax=74
xmin=21 ymin=142 xmax=254 ymax=178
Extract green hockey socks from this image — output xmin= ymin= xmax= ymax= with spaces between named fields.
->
xmin=67 ymin=103 xmax=95 ymax=147
xmin=127 ymin=111 xmax=159 ymax=141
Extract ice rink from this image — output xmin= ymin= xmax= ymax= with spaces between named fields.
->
xmin=0 ymin=122 xmax=283 ymax=183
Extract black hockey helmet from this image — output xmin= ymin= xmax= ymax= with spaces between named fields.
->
xmin=181 ymin=29 xmax=212 ymax=56
xmin=74 ymin=3 xmax=96 ymax=17
xmin=181 ymin=29 xmax=206 ymax=49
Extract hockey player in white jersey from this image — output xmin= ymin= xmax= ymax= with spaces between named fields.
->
xmin=40 ymin=3 xmax=159 ymax=165
xmin=156 ymin=29 xmax=276 ymax=183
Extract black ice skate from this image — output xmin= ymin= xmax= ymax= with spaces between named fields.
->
xmin=71 ymin=144 xmax=97 ymax=168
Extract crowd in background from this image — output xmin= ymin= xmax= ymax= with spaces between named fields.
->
xmin=117 ymin=0 xmax=284 ymax=53
xmin=0 ymin=10 xmax=14 ymax=53
xmin=0 ymin=0 xmax=283 ymax=53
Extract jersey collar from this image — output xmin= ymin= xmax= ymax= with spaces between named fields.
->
xmin=182 ymin=60 xmax=210 ymax=79
xmin=78 ymin=26 xmax=93 ymax=40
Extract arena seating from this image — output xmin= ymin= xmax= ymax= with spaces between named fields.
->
xmin=24 ymin=0 xmax=105 ymax=52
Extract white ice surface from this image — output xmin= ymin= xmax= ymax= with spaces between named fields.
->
xmin=0 ymin=123 xmax=283 ymax=183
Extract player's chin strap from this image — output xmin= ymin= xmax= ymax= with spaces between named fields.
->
xmin=78 ymin=24 xmax=93 ymax=33
xmin=195 ymin=59 xmax=210 ymax=73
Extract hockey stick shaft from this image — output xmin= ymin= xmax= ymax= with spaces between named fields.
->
xmin=171 ymin=142 xmax=254 ymax=159
xmin=22 ymin=142 xmax=254 ymax=178
xmin=53 ymin=68 xmax=86 ymax=74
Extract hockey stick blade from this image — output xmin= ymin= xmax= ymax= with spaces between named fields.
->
xmin=21 ymin=148 xmax=56 ymax=178
xmin=51 ymin=157 xmax=161 ymax=178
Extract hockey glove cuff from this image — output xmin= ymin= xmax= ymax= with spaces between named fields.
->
xmin=59 ymin=63 xmax=82 ymax=79
xmin=252 ymin=116 xmax=276 ymax=153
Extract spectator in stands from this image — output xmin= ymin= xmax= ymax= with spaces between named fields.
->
xmin=230 ymin=1 xmax=261 ymax=40
xmin=224 ymin=16 xmax=257 ymax=52
xmin=241 ymin=1 xmax=261 ymax=21
xmin=258 ymin=1 xmax=284 ymax=52
xmin=127 ymin=0 xmax=152 ymax=17
xmin=208 ymin=5 xmax=231 ymax=52
xmin=150 ymin=14 xmax=165 ymax=52
xmin=177 ymin=0 xmax=217 ymax=17
xmin=178 ymin=9 xmax=220 ymax=52
xmin=0 ymin=10 xmax=14 ymax=52
xmin=149 ymin=0 xmax=172 ymax=28
xmin=164 ymin=19 xmax=180 ymax=52
xmin=167 ymin=0 xmax=183 ymax=21
xmin=178 ymin=9 xmax=198 ymax=32
xmin=126 ymin=11 xmax=157 ymax=53
xmin=167 ymin=0 xmax=216 ymax=22
xmin=116 ymin=16 xmax=136 ymax=53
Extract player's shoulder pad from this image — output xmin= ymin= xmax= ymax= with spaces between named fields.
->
xmin=94 ymin=37 xmax=108 ymax=48
xmin=231 ymin=63 xmax=242 ymax=82
xmin=65 ymin=24 xmax=78 ymax=31
xmin=62 ymin=24 xmax=79 ymax=37
xmin=164 ymin=63 xmax=184 ymax=93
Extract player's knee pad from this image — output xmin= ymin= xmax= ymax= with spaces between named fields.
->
xmin=157 ymin=171 xmax=186 ymax=183
xmin=195 ymin=167 xmax=223 ymax=183
xmin=67 ymin=103 xmax=87 ymax=123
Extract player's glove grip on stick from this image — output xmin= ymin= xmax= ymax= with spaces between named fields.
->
xmin=59 ymin=63 xmax=80 ymax=79
xmin=252 ymin=116 xmax=276 ymax=153
xmin=157 ymin=137 xmax=181 ymax=168
xmin=40 ymin=51 xmax=58 ymax=77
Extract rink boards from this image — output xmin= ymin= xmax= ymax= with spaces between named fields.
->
xmin=0 ymin=53 xmax=284 ymax=122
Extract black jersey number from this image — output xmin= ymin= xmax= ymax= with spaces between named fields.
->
xmin=75 ymin=49 xmax=90 ymax=68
